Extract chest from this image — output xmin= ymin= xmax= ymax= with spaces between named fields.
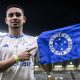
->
xmin=0 ymin=36 xmax=36 ymax=58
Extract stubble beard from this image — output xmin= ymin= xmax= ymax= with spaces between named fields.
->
xmin=11 ymin=24 xmax=20 ymax=29
xmin=12 ymin=26 xmax=20 ymax=29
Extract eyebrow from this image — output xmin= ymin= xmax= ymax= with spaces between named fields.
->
xmin=8 ymin=12 xmax=22 ymax=14
xmin=8 ymin=12 xmax=22 ymax=17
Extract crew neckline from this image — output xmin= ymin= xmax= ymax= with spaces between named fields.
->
xmin=7 ymin=33 xmax=24 ymax=38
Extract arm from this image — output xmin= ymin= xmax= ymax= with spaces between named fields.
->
xmin=35 ymin=50 xmax=52 ymax=72
xmin=0 ymin=47 xmax=36 ymax=72
xmin=41 ymin=63 xmax=52 ymax=72
xmin=35 ymin=52 xmax=53 ymax=78
xmin=0 ymin=56 xmax=16 ymax=72
xmin=41 ymin=64 xmax=55 ymax=80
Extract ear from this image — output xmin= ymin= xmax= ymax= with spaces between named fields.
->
xmin=23 ymin=16 xmax=26 ymax=23
xmin=5 ymin=18 xmax=8 ymax=24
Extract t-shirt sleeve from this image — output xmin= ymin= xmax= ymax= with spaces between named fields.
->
xmin=0 ymin=34 xmax=7 ymax=60
xmin=34 ymin=49 xmax=40 ymax=65
xmin=0 ymin=36 xmax=3 ymax=60
xmin=28 ymin=36 xmax=38 ymax=56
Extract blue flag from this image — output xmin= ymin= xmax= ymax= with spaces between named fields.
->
xmin=37 ymin=24 xmax=80 ymax=64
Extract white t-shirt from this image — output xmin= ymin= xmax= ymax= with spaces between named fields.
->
xmin=0 ymin=33 xmax=38 ymax=80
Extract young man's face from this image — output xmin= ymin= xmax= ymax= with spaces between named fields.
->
xmin=5 ymin=7 xmax=26 ymax=29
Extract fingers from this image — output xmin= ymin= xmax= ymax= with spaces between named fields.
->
xmin=25 ymin=52 xmax=31 ymax=60
xmin=27 ymin=47 xmax=37 ymax=52
xmin=18 ymin=47 xmax=37 ymax=61
xmin=26 ymin=53 xmax=31 ymax=57
xmin=25 ymin=55 xmax=30 ymax=60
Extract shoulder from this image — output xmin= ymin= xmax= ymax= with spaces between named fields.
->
xmin=24 ymin=34 xmax=38 ymax=41
xmin=24 ymin=34 xmax=38 ymax=47
xmin=0 ymin=32 xmax=7 ymax=42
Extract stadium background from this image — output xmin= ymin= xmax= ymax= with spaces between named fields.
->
xmin=0 ymin=0 xmax=80 ymax=80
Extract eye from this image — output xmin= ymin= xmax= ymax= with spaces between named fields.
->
xmin=8 ymin=12 xmax=22 ymax=17
xmin=16 ymin=13 xmax=21 ymax=17
xmin=8 ymin=13 xmax=14 ymax=17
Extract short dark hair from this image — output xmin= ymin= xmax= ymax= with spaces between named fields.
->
xmin=6 ymin=5 xmax=24 ymax=14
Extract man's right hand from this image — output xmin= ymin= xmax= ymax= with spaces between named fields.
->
xmin=17 ymin=51 xmax=31 ymax=61
xmin=17 ymin=47 xmax=37 ymax=61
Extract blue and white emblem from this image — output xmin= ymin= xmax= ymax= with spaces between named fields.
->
xmin=49 ymin=32 xmax=72 ymax=55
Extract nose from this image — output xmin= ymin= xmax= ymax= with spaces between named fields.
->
xmin=12 ymin=14 xmax=18 ymax=22
xmin=13 ymin=14 xmax=17 ymax=19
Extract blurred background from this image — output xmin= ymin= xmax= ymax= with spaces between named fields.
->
xmin=0 ymin=0 xmax=80 ymax=80
xmin=0 ymin=0 xmax=80 ymax=36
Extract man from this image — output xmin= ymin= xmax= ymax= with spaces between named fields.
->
xmin=0 ymin=5 xmax=53 ymax=80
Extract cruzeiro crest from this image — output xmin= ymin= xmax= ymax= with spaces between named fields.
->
xmin=49 ymin=32 xmax=72 ymax=55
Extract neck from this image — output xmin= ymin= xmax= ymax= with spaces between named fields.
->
xmin=8 ymin=27 xmax=23 ymax=36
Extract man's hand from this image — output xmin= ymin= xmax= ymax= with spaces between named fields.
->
xmin=41 ymin=64 xmax=52 ymax=72
xmin=17 ymin=47 xmax=37 ymax=61
xmin=47 ymin=76 xmax=55 ymax=80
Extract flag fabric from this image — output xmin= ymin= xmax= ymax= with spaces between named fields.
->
xmin=37 ymin=24 xmax=80 ymax=64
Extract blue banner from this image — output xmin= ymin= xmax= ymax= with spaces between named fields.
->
xmin=37 ymin=24 xmax=80 ymax=64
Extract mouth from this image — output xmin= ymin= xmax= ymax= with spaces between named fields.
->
xmin=12 ymin=22 xmax=18 ymax=27
xmin=12 ymin=22 xmax=18 ymax=24
xmin=11 ymin=22 xmax=19 ymax=26
xmin=12 ymin=27 xmax=20 ymax=29
xmin=11 ymin=22 xmax=20 ymax=29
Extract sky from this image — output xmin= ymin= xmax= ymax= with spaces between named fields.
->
xmin=0 ymin=0 xmax=80 ymax=36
